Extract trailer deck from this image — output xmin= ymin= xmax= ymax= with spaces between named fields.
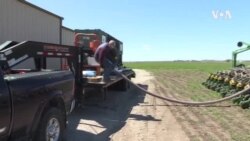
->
xmin=84 ymin=68 xmax=135 ymax=99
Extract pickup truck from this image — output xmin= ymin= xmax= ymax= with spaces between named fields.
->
xmin=0 ymin=39 xmax=135 ymax=140
xmin=0 ymin=68 xmax=75 ymax=141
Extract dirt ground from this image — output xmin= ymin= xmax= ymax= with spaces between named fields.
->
xmin=64 ymin=69 xmax=189 ymax=141
xmin=64 ymin=68 xmax=250 ymax=141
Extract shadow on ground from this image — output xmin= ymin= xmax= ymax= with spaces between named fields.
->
xmin=64 ymin=84 xmax=156 ymax=141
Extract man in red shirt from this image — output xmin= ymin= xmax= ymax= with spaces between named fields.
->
xmin=94 ymin=40 xmax=117 ymax=81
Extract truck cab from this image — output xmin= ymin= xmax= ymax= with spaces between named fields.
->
xmin=0 ymin=41 xmax=76 ymax=141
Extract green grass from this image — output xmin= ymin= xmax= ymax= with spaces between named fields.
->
xmin=124 ymin=61 xmax=232 ymax=72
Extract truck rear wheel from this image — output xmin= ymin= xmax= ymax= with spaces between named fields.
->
xmin=35 ymin=108 xmax=65 ymax=141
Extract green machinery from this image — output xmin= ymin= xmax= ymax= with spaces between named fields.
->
xmin=203 ymin=41 xmax=250 ymax=109
xmin=232 ymin=42 xmax=250 ymax=67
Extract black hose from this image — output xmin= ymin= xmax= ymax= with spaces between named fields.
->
xmin=117 ymin=71 xmax=250 ymax=105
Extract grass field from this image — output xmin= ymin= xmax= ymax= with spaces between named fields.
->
xmin=124 ymin=61 xmax=231 ymax=72
xmin=124 ymin=61 xmax=250 ymax=141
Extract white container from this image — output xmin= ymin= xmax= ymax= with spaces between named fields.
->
xmin=82 ymin=70 xmax=96 ymax=77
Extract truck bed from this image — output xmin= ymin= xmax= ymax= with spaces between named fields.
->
xmin=4 ymin=70 xmax=72 ymax=80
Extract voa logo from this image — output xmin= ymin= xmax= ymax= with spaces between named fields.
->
xmin=212 ymin=10 xmax=232 ymax=20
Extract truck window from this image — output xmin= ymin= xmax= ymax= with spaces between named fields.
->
xmin=12 ymin=58 xmax=35 ymax=70
xmin=12 ymin=57 xmax=62 ymax=71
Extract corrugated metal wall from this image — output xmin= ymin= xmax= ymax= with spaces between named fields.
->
xmin=61 ymin=27 xmax=75 ymax=69
xmin=0 ymin=0 xmax=63 ymax=70
xmin=0 ymin=0 xmax=61 ymax=44
xmin=62 ymin=26 xmax=75 ymax=46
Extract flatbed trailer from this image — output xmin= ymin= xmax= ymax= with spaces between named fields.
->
xmin=0 ymin=40 xmax=135 ymax=102
xmin=84 ymin=68 xmax=135 ymax=99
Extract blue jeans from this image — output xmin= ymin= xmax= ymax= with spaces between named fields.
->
xmin=103 ymin=58 xmax=115 ymax=81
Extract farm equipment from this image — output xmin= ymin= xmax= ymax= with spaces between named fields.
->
xmin=202 ymin=41 xmax=250 ymax=109
xmin=233 ymin=42 xmax=250 ymax=67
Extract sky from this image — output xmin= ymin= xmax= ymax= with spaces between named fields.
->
xmin=28 ymin=0 xmax=250 ymax=61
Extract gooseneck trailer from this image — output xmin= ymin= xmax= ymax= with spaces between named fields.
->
xmin=0 ymin=39 xmax=135 ymax=101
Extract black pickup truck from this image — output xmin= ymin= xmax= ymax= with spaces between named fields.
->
xmin=0 ymin=68 xmax=75 ymax=141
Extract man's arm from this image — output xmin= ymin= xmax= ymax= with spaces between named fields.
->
xmin=94 ymin=43 xmax=108 ymax=63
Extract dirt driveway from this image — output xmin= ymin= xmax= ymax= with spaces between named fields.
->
xmin=64 ymin=69 xmax=188 ymax=141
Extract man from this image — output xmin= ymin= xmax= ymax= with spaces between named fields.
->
xmin=94 ymin=40 xmax=117 ymax=81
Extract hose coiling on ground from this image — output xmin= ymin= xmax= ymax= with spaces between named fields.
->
xmin=118 ymin=71 xmax=250 ymax=105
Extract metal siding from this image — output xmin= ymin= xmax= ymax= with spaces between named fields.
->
xmin=46 ymin=58 xmax=61 ymax=70
xmin=62 ymin=27 xmax=75 ymax=46
xmin=0 ymin=0 xmax=62 ymax=69
xmin=60 ymin=27 xmax=75 ymax=70
xmin=0 ymin=0 xmax=60 ymax=44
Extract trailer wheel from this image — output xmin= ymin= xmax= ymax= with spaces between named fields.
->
xmin=126 ymin=77 xmax=131 ymax=89
xmin=110 ymin=79 xmax=130 ymax=91
xmin=35 ymin=107 xmax=65 ymax=141
xmin=119 ymin=79 xmax=130 ymax=91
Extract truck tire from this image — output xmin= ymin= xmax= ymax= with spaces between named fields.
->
xmin=35 ymin=107 xmax=65 ymax=141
